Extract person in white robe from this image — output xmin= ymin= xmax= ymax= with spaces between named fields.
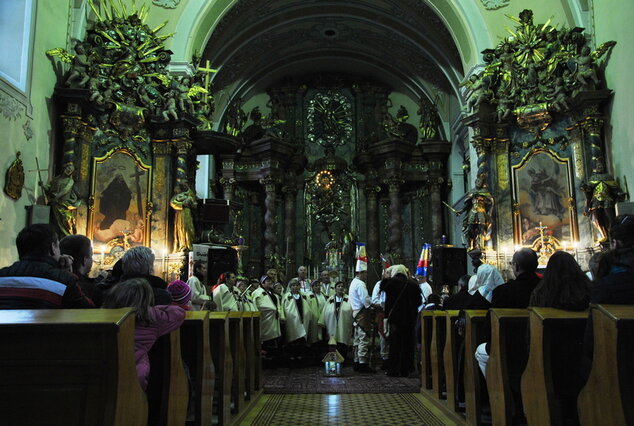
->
xmin=319 ymin=269 xmax=336 ymax=298
xmin=252 ymin=275 xmax=283 ymax=366
xmin=282 ymin=279 xmax=312 ymax=365
xmin=187 ymin=260 xmax=212 ymax=310
xmin=292 ymin=265 xmax=312 ymax=294
xmin=319 ymin=281 xmax=353 ymax=361
xmin=212 ymin=271 xmax=239 ymax=311
xmin=236 ymin=277 xmax=257 ymax=311
xmin=307 ymin=279 xmax=327 ymax=345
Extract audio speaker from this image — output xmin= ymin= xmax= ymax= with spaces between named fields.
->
xmin=431 ymin=246 xmax=467 ymax=287
xmin=191 ymin=244 xmax=238 ymax=285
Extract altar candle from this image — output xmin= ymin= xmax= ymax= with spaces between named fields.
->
xmin=100 ymin=245 xmax=105 ymax=267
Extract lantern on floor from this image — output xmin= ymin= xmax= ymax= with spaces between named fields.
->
xmin=322 ymin=337 xmax=344 ymax=376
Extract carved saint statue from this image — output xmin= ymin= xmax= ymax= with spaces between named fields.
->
xmin=455 ymin=175 xmax=494 ymax=251
xmin=170 ymin=183 xmax=196 ymax=252
xmin=41 ymin=163 xmax=81 ymax=236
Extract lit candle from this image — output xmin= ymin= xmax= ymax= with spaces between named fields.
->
xmin=162 ymin=248 xmax=168 ymax=280
xmin=562 ymin=241 xmax=568 ymax=251
xmin=572 ymin=242 xmax=579 ymax=259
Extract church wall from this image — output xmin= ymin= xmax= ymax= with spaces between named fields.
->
xmin=593 ymin=0 xmax=634 ymax=194
xmin=0 ymin=0 xmax=71 ymax=265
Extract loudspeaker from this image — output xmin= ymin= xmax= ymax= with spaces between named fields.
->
xmin=431 ymin=246 xmax=467 ymax=287
xmin=192 ymin=244 xmax=238 ymax=285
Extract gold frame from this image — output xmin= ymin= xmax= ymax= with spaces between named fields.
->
xmin=511 ymin=148 xmax=578 ymax=246
xmin=88 ymin=148 xmax=153 ymax=250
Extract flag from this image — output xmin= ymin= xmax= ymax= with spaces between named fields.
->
xmin=355 ymin=243 xmax=367 ymax=272
xmin=416 ymin=243 xmax=432 ymax=276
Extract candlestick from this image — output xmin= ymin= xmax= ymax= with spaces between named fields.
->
xmin=162 ymin=249 xmax=168 ymax=281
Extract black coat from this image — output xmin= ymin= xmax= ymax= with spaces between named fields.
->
xmin=381 ymin=275 xmax=422 ymax=327
xmin=491 ymin=272 xmax=541 ymax=308
xmin=443 ymin=287 xmax=471 ymax=310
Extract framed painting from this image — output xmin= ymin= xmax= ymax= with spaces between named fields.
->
xmin=512 ymin=148 xmax=578 ymax=247
xmin=89 ymin=149 xmax=152 ymax=256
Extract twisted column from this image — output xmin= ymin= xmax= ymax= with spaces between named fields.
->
xmin=175 ymin=140 xmax=193 ymax=187
xmin=581 ymin=117 xmax=606 ymax=173
xmin=471 ymin=136 xmax=492 ymax=181
xmin=260 ymin=177 xmax=278 ymax=262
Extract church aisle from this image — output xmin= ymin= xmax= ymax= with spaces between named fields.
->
xmin=239 ymin=393 xmax=462 ymax=425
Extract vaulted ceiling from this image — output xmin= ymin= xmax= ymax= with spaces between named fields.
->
xmin=202 ymin=0 xmax=466 ymax=101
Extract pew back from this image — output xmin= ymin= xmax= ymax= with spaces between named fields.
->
xmin=442 ymin=310 xmax=462 ymax=412
xmin=578 ymin=304 xmax=634 ymax=426
xmin=464 ymin=310 xmax=488 ymax=426
xmin=0 ymin=308 xmax=147 ymax=426
xmin=431 ymin=311 xmax=448 ymax=399
xmin=209 ymin=312 xmax=232 ymax=425
xmin=421 ymin=310 xmax=435 ymax=390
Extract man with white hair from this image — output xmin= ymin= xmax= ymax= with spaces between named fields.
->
xmin=293 ymin=265 xmax=311 ymax=293
xmin=120 ymin=246 xmax=172 ymax=305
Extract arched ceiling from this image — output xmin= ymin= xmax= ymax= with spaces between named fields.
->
xmin=201 ymin=0 xmax=466 ymax=101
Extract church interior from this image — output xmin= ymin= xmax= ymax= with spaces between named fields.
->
xmin=1 ymin=0 xmax=633 ymax=424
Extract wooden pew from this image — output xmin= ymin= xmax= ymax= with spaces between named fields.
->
xmin=521 ymin=308 xmax=587 ymax=426
xmin=209 ymin=312 xmax=233 ymax=426
xmin=180 ymin=311 xmax=214 ymax=426
xmin=578 ymin=304 xmax=634 ymax=426
xmin=146 ymin=327 xmax=189 ymax=426
xmin=486 ymin=309 xmax=529 ymax=426
xmin=464 ymin=310 xmax=488 ymax=426
xmin=0 ymin=308 xmax=147 ymax=426
xmin=252 ymin=311 xmax=262 ymax=391
xmin=241 ymin=311 xmax=255 ymax=401
xmin=443 ymin=310 xmax=462 ymax=412
xmin=431 ymin=310 xmax=448 ymax=399
xmin=228 ymin=311 xmax=246 ymax=414
xmin=420 ymin=310 xmax=435 ymax=390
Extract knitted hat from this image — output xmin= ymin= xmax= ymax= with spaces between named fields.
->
xmin=260 ymin=275 xmax=272 ymax=285
xmin=167 ymin=280 xmax=192 ymax=304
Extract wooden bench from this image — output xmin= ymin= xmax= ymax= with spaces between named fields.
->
xmin=180 ymin=311 xmax=214 ymax=426
xmin=442 ymin=310 xmax=462 ymax=412
xmin=209 ymin=312 xmax=233 ymax=425
xmin=521 ymin=308 xmax=588 ymax=426
xmin=228 ymin=311 xmax=246 ymax=414
xmin=146 ymin=326 xmax=189 ymax=426
xmin=420 ymin=310 xmax=435 ymax=390
xmin=431 ymin=310 xmax=448 ymax=399
xmin=0 ymin=308 xmax=147 ymax=426
xmin=241 ymin=311 xmax=255 ymax=401
xmin=578 ymin=304 xmax=634 ymax=426
xmin=252 ymin=312 xmax=262 ymax=391
xmin=486 ymin=309 xmax=529 ymax=426
xmin=464 ymin=310 xmax=488 ymax=426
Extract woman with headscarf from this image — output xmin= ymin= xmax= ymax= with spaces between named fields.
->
xmin=464 ymin=263 xmax=505 ymax=309
xmin=380 ymin=264 xmax=422 ymax=377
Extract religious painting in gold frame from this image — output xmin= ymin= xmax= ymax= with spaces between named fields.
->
xmin=511 ymin=148 xmax=578 ymax=247
xmin=88 ymin=149 xmax=152 ymax=255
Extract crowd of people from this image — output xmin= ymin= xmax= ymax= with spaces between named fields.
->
xmin=1 ymin=214 xmax=633 ymax=403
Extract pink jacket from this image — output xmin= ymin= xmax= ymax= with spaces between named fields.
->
xmin=134 ymin=305 xmax=186 ymax=390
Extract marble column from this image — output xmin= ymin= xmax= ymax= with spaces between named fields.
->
xmin=282 ymin=183 xmax=297 ymax=276
xmin=386 ymin=176 xmax=404 ymax=261
xmin=259 ymin=177 xmax=278 ymax=264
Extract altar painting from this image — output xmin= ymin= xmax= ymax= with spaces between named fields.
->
xmin=89 ymin=150 xmax=151 ymax=250
xmin=512 ymin=149 xmax=577 ymax=246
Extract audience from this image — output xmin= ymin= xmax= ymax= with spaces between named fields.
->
xmin=102 ymin=278 xmax=185 ymax=390
xmin=120 ymin=246 xmax=172 ymax=305
xmin=464 ymin=263 xmax=505 ymax=309
xmin=0 ymin=224 xmax=94 ymax=309
xmin=530 ymin=251 xmax=590 ymax=310
xmin=443 ymin=274 xmax=471 ymax=310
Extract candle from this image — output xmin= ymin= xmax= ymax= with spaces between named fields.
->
xmin=162 ymin=248 xmax=168 ymax=280
xmin=100 ymin=245 xmax=105 ymax=267
xmin=562 ymin=241 xmax=568 ymax=251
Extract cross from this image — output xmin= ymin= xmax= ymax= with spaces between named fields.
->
xmin=29 ymin=156 xmax=50 ymax=204
xmin=197 ymin=60 xmax=217 ymax=104
xmin=129 ymin=169 xmax=145 ymax=219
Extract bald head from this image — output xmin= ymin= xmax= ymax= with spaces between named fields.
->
xmin=512 ymin=248 xmax=538 ymax=276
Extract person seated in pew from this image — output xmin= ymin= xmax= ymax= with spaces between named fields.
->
xmin=212 ymin=271 xmax=239 ymax=311
xmin=0 ymin=223 xmax=94 ymax=309
xmin=60 ymin=234 xmax=103 ymax=307
xmin=282 ymin=279 xmax=312 ymax=367
xmin=167 ymin=280 xmax=193 ymax=310
xmin=423 ymin=293 xmax=442 ymax=310
xmin=463 ymin=263 xmax=505 ymax=310
xmin=443 ymin=274 xmax=471 ymax=310
xmin=103 ymin=278 xmax=186 ymax=390
xmin=319 ymin=281 xmax=353 ymax=362
xmin=530 ymin=251 xmax=591 ymax=426
xmin=119 ymin=246 xmax=172 ymax=305
xmin=475 ymin=248 xmax=540 ymax=374
xmin=186 ymin=260 xmax=212 ymax=311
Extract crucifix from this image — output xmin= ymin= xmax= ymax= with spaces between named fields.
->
xmin=29 ymin=157 xmax=50 ymax=204
xmin=129 ymin=168 xmax=145 ymax=219
xmin=197 ymin=59 xmax=217 ymax=104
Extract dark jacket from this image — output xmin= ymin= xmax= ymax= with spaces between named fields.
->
xmin=443 ymin=287 xmax=471 ymax=310
xmin=491 ymin=271 xmax=541 ymax=308
xmin=381 ymin=275 xmax=422 ymax=326
xmin=0 ymin=256 xmax=95 ymax=309
xmin=119 ymin=273 xmax=172 ymax=305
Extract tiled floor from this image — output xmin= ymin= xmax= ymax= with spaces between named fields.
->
xmin=240 ymin=393 xmax=462 ymax=425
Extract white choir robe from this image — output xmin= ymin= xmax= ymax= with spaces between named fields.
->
xmin=306 ymin=292 xmax=327 ymax=343
xmin=321 ymin=281 xmax=336 ymax=298
xmin=282 ymin=293 xmax=312 ymax=343
xmin=212 ymin=283 xmax=239 ymax=312
xmin=237 ymin=293 xmax=257 ymax=311
xmin=319 ymin=295 xmax=354 ymax=346
xmin=187 ymin=275 xmax=211 ymax=310
xmin=252 ymin=287 xmax=281 ymax=341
